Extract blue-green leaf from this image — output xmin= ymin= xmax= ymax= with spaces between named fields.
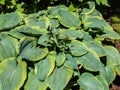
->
xmin=0 ymin=57 xmax=26 ymax=90
xmin=19 ymin=38 xmax=48 ymax=61
xmin=67 ymin=40 xmax=88 ymax=56
xmin=77 ymin=50 xmax=101 ymax=71
xmin=99 ymin=64 xmax=116 ymax=85
xmin=58 ymin=29 xmax=84 ymax=40
xmin=0 ymin=12 xmax=23 ymax=30
xmin=77 ymin=73 xmax=104 ymax=90
xmin=24 ymin=71 xmax=48 ymax=90
xmin=46 ymin=66 xmax=73 ymax=90
xmin=56 ymin=51 xmax=65 ymax=67
xmin=35 ymin=51 xmax=56 ymax=81
xmin=10 ymin=25 xmax=48 ymax=36
xmin=58 ymin=9 xmax=81 ymax=28
xmin=84 ymin=40 xmax=106 ymax=57
xmin=0 ymin=34 xmax=18 ymax=61
xmin=64 ymin=54 xmax=78 ymax=70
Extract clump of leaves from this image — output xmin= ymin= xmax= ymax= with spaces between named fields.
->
xmin=0 ymin=2 xmax=120 ymax=90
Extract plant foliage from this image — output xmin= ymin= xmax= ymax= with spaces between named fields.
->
xmin=0 ymin=0 xmax=109 ymax=14
xmin=0 ymin=1 xmax=120 ymax=90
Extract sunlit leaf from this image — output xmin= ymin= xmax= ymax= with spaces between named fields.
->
xmin=77 ymin=50 xmax=101 ymax=71
xmin=56 ymin=51 xmax=65 ymax=66
xmin=0 ymin=34 xmax=18 ymax=61
xmin=24 ymin=71 xmax=48 ymax=90
xmin=64 ymin=54 xmax=78 ymax=70
xmin=0 ymin=12 xmax=23 ymax=30
xmin=104 ymin=46 xmax=120 ymax=66
xmin=0 ymin=57 xmax=26 ymax=90
xmin=58 ymin=9 xmax=81 ymax=28
xmin=46 ymin=66 xmax=73 ymax=90
xmin=96 ymin=75 xmax=109 ymax=90
xmin=78 ymin=73 xmax=104 ymax=90
xmin=99 ymin=64 xmax=116 ymax=85
xmin=84 ymin=40 xmax=106 ymax=57
xmin=58 ymin=29 xmax=84 ymax=40
xmin=67 ymin=40 xmax=88 ymax=56
xmin=35 ymin=51 xmax=56 ymax=81
xmin=19 ymin=37 xmax=48 ymax=61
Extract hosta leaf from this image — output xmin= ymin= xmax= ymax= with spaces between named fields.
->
xmin=101 ymin=29 xmax=120 ymax=39
xmin=0 ymin=12 xmax=23 ymax=30
xmin=19 ymin=38 xmax=48 ymax=61
xmin=27 ymin=17 xmax=49 ymax=30
xmin=10 ymin=25 xmax=48 ymax=36
xmin=27 ymin=10 xmax=47 ymax=18
xmin=48 ymin=6 xmax=67 ymax=18
xmin=0 ymin=34 xmax=18 ymax=61
xmin=64 ymin=54 xmax=78 ymax=70
xmin=115 ymin=65 xmax=120 ymax=76
xmin=84 ymin=40 xmax=106 ymax=57
xmin=58 ymin=29 xmax=84 ymax=40
xmin=81 ymin=2 xmax=95 ymax=15
xmin=35 ymin=51 xmax=56 ymax=81
xmin=77 ymin=50 xmax=101 ymax=71
xmin=83 ymin=16 xmax=111 ymax=31
xmin=58 ymin=9 xmax=81 ymax=28
xmin=56 ymin=51 xmax=65 ymax=66
xmin=104 ymin=46 xmax=120 ymax=77
xmin=99 ymin=64 xmax=116 ymax=85
xmin=38 ymin=34 xmax=51 ymax=46
xmin=77 ymin=73 xmax=104 ymax=90
xmin=46 ymin=66 xmax=73 ymax=90
xmin=49 ymin=18 xmax=59 ymax=28
xmin=104 ymin=46 xmax=120 ymax=66
xmin=24 ymin=71 xmax=48 ymax=90
xmin=8 ymin=30 xmax=27 ymax=39
xmin=0 ymin=57 xmax=26 ymax=90
xmin=96 ymin=75 xmax=109 ymax=90
xmin=67 ymin=40 xmax=88 ymax=56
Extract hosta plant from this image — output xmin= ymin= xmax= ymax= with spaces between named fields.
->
xmin=0 ymin=2 xmax=120 ymax=90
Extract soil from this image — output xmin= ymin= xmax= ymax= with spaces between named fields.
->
xmin=110 ymin=76 xmax=120 ymax=90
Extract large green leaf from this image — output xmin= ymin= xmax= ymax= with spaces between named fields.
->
xmin=77 ymin=50 xmax=101 ymax=71
xmin=48 ymin=6 xmax=67 ymax=18
xmin=81 ymin=2 xmax=95 ymax=15
xmin=84 ymin=40 xmax=106 ymax=57
xmin=38 ymin=34 xmax=51 ymax=46
xmin=49 ymin=18 xmax=59 ymax=28
xmin=67 ymin=40 xmax=88 ymax=56
xmin=99 ymin=64 xmax=116 ymax=85
xmin=0 ymin=34 xmax=18 ymax=61
xmin=104 ymin=46 xmax=120 ymax=77
xmin=104 ymin=46 xmax=120 ymax=66
xmin=0 ymin=12 xmax=23 ymax=30
xmin=96 ymin=75 xmax=109 ymax=90
xmin=77 ymin=73 xmax=104 ymax=90
xmin=26 ymin=17 xmax=49 ymax=30
xmin=10 ymin=25 xmax=48 ymax=36
xmin=19 ymin=38 xmax=48 ymax=61
xmin=58 ymin=29 xmax=84 ymax=40
xmin=46 ymin=66 xmax=73 ymax=90
xmin=82 ymin=16 xmax=111 ymax=31
xmin=56 ymin=51 xmax=65 ymax=67
xmin=8 ymin=28 xmax=27 ymax=39
xmin=58 ymin=9 xmax=81 ymax=28
xmin=100 ymin=29 xmax=120 ymax=39
xmin=24 ymin=71 xmax=48 ymax=90
xmin=35 ymin=51 xmax=56 ymax=81
xmin=64 ymin=54 xmax=78 ymax=70
xmin=0 ymin=57 xmax=26 ymax=90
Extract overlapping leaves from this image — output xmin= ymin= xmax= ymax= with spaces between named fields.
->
xmin=0 ymin=2 xmax=120 ymax=90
